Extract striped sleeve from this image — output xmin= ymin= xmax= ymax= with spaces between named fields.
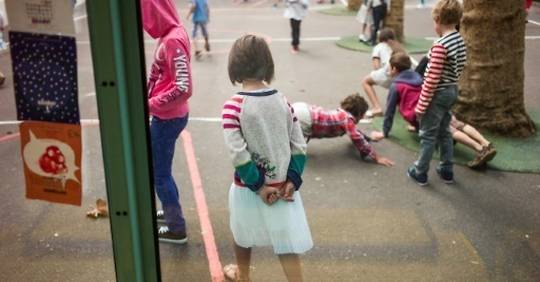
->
xmin=415 ymin=43 xmax=447 ymax=114
xmin=285 ymin=100 xmax=307 ymax=190
xmin=222 ymin=95 xmax=264 ymax=192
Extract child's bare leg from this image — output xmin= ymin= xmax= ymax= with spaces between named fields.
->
xmin=462 ymin=124 xmax=490 ymax=147
xmin=361 ymin=76 xmax=382 ymax=113
xmin=278 ymin=254 xmax=303 ymax=282
xmin=234 ymin=243 xmax=252 ymax=280
xmin=453 ymin=130 xmax=483 ymax=152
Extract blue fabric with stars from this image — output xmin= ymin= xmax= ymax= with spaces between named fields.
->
xmin=10 ymin=31 xmax=80 ymax=124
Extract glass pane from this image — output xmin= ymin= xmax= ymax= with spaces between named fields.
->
xmin=0 ymin=1 xmax=115 ymax=280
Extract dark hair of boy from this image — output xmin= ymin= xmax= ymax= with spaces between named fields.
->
xmin=389 ymin=52 xmax=412 ymax=72
xmin=228 ymin=34 xmax=275 ymax=85
xmin=432 ymin=0 xmax=463 ymax=25
xmin=378 ymin=27 xmax=404 ymax=53
xmin=340 ymin=94 xmax=369 ymax=119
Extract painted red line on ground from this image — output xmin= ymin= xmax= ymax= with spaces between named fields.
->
xmin=0 ymin=133 xmax=20 ymax=143
xmin=181 ymin=130 xmax=224 ymax=282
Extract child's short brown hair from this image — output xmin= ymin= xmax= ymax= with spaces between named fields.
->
xmin=228 ymin=34 xmax=274 ymax=85
xmin=378 ymin=28 xmax=396 ymax=43
xmin=340 ymin=94 xmax=369 ymax=119
xmin=432 ymin=0 xmax=463 ymax=26
xmin=389 ymin=52 xmax=412 ymax=72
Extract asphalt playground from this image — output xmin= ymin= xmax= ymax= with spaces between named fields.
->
xmin=1 ymin=0 xmax=540 ymax=281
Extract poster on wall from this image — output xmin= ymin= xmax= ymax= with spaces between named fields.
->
xmin=5 ymin=0 xmax=75 ymax=36
xmin=9 ymin=32 xmax=79 ymax=123
xmin=20 ymin=121 xmax=82 ymax=206
xmin=6 ymin=0 xmax=82 ymax=205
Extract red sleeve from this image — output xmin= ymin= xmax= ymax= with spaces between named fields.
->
xmin=415 ymin=43 xmax=447 ymax=114
xmin=345 ymin=116 xmax=377 ymax=160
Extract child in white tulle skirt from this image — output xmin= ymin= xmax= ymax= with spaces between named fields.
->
xmin=221 ymin=34 xmax=313 ymax=281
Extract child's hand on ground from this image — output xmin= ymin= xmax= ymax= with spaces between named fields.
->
xmin=258 ymin=185 xmax=281 ymax=205
xmin=280 ymin=181 xmax=296 ymax=202
xmin=370 ymin=131 xmax=385 ymax=142
xmin=375 ymin=156 xmax=395 ymax=167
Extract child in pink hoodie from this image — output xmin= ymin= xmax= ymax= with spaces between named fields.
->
xmin=141 ymin=0 xmax=193 ymax=244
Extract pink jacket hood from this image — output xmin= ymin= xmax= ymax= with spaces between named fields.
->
xmin=142 ymin=0 xmax=193 ymax=120
xmin=141 ymin=0 xmax=183 ymax=39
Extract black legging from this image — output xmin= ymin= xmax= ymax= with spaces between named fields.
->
xmin=370 ymin=4 xmax=387 ymax=45
xmin=290 ymin=18 xmax=301 ymax=47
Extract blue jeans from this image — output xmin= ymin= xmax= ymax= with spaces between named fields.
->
xmin=151 ymin=115 xmax=189 ymax=233
xmin=414 ymin=86 xmax=457 ymax=174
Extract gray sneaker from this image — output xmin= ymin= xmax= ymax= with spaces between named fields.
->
xmin=158 ymin=226 xmax=187 ymax=244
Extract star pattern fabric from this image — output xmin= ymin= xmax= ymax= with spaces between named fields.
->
xmin=10 ymin=31 xmax=79 ymax=124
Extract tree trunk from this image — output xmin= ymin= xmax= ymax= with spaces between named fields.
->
xmin=384 ymin=0 xmax=405 ymax=41
xmin=348 ymin=0 xmax=362 ymax=11
xmin=455 ymin=0 xmax=536 ymax=137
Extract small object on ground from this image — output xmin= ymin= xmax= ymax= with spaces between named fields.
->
xmin=359 ymin=117 xmax=372 ymax=124
xmin=406 ymin=125 xmax=417 ymax=132
xmin=223 ymin=264 xmax=248 ymax=282
xmin=365 ymin=109 xmax=383 ymax=118
xmin=86 ymin=198 xmax=109 ymax=218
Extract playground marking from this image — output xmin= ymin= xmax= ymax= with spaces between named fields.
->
xmin=0 ymin=132 xmax=19 ymax=143
xmin=181 ymin=130 xmax=224 ymax=282
xmin=528 ymin=20 xmax=540 ymax=26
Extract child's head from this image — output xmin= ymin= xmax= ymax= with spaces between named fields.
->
xmin=389 ymin=52 xmax=412 ymax=77
xmin=432 ymin=0 xmax=463 ymax=36
xmin=378 ymin=28 xmax=396 ymax=43
xmin=228 ymin=34 xmax=275 ymax=85
xmin=340 ymin=94 xmax=369 ymax=122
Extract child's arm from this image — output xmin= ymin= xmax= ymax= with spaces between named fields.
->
xmin=286 ymin=102 xmax=308 ymax=191
xmin=382 ymin=83 xmax=399 ymax=138
xmin=372 ymin=57 xmax=381 ymax=70
xmin=346 ymin=118 xmax=394 ymax=167
xmin=186 ymin=2 xmax=195 ymax=20
xmin=205 ymin=3 xmax=210 ymax=22
xmin=222 ymin=97 xmax=265 ymax=192
xmin=415 ymin=44 xmax=447 ymax=116
xmin=148 ymin=39 xmax=192 ymax=112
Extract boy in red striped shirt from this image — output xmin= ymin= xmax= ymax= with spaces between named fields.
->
xmin=407 ymin=0 xmax=466 ymax=186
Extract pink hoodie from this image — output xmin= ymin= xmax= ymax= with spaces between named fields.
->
xmin=141 ymin=0 xmax=192 ymax=119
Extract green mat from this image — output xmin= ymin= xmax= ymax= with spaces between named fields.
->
xmin=317 ymin=6 xmax=357 ymax=16
xmin=370 ymin=112 xmax=540 ymax=173
xmin=336 ymin=36 xmax=433 ymax=54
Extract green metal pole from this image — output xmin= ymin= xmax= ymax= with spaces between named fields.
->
xmin=86 ymin=1 xmax=161 ymax=281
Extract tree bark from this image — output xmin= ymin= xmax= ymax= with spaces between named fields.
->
xmin=348 ymin=0 xmax=362 ymax=11
xmin=455 ymin=0 xmax=535 ymax=137
xmin=384 ymin=0 xmax=405 ymax=41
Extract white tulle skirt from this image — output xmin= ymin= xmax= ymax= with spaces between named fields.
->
xmin=228 ymin=183 xmax=313 ymax=254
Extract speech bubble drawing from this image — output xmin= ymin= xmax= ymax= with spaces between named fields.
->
xmin=23 ymin=130 xmax=80 ymax=188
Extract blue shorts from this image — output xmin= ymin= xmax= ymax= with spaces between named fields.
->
xmin=192 ymin=22 xmax=208 ymax=38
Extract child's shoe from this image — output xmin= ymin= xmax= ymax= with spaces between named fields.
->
xmin=156 ymin=210 xmax=166 ymax=223
xmin=158 ymin=226 xmax=188 ymax=244
xmin=407 ymin=166 xmax=428 ymax=186
xmin=436 ymin=167 xmax=454 ymax=184
xmin=467 ymin=143 xmax=496 ymax=169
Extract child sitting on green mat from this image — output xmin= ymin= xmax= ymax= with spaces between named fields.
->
xmin=371 ymin=52 xmax=496 ymax=169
